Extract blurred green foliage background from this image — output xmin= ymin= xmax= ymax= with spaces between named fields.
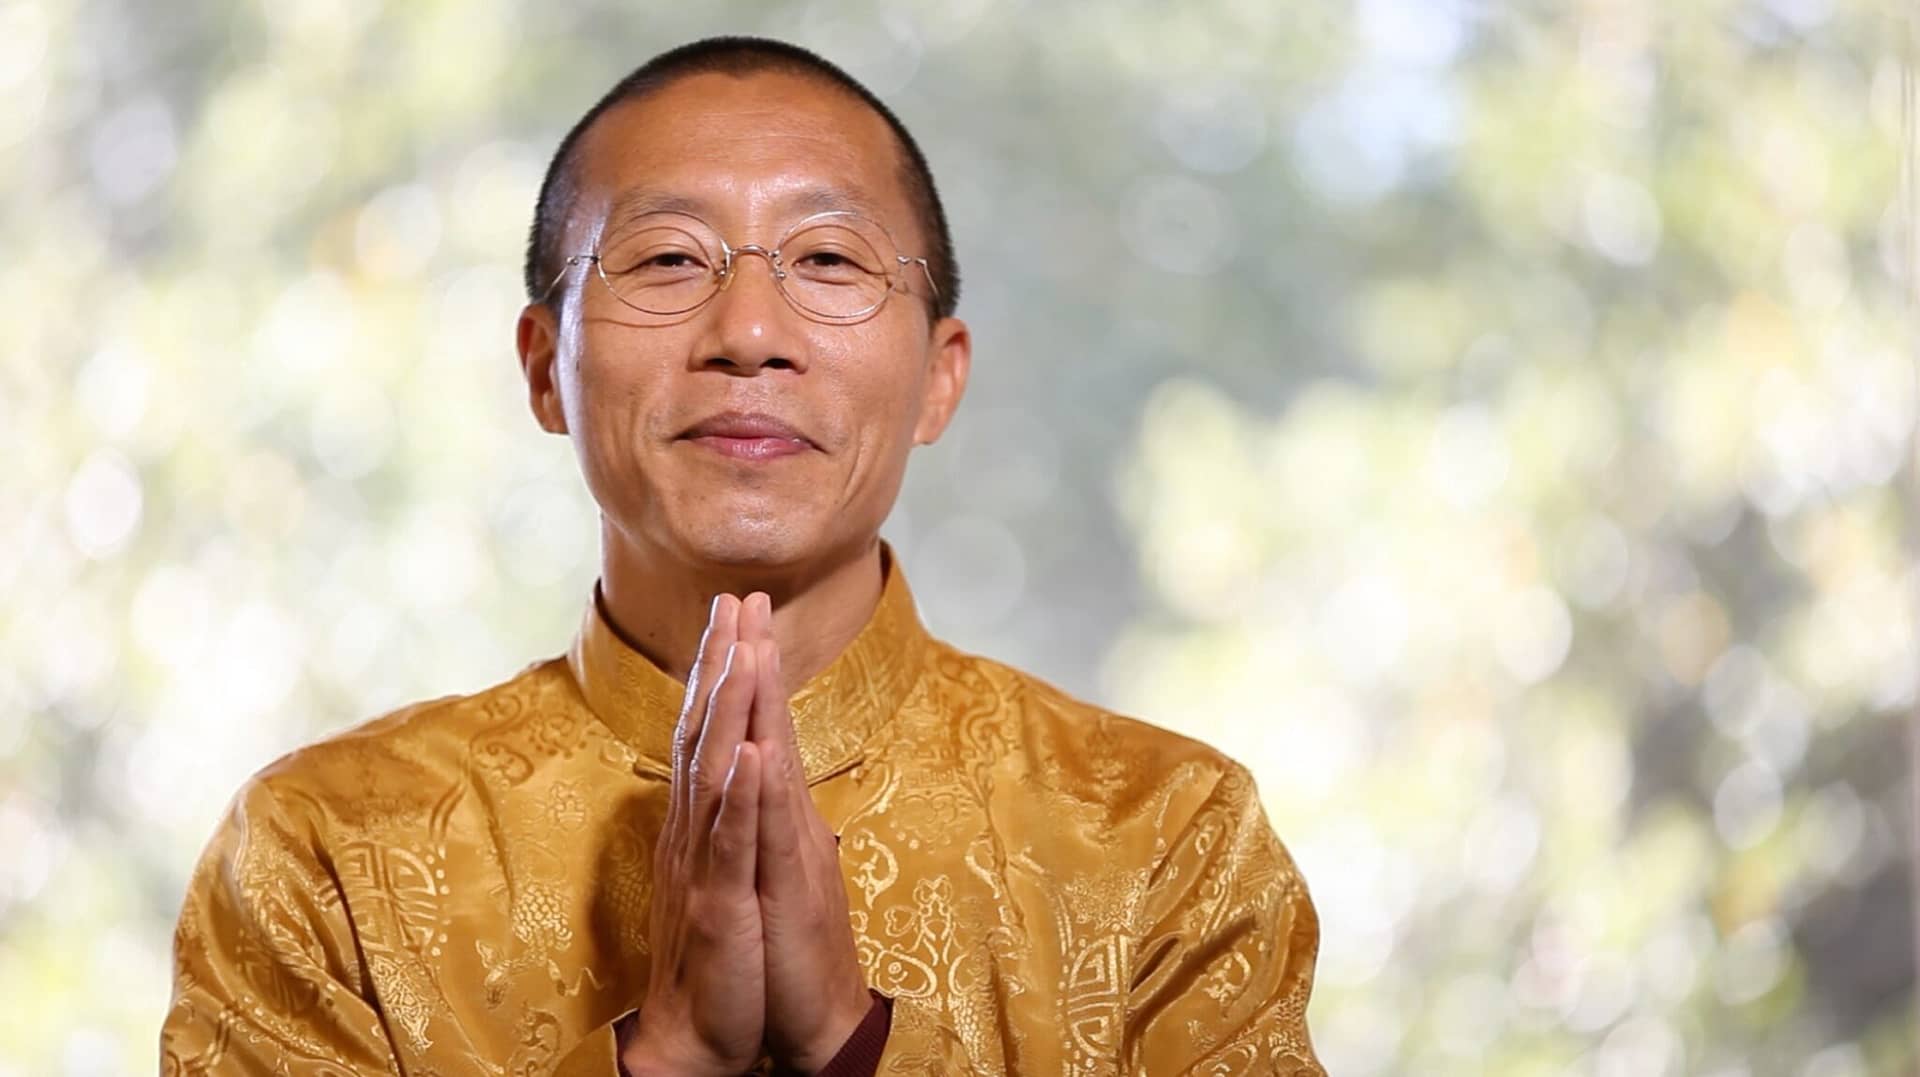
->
xmin=1 ymin=0 xmax=1915 ymax=1073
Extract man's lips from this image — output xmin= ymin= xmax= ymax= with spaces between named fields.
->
xmin=679 ymin=411 xmax=817 ymax=461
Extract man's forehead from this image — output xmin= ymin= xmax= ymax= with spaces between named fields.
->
xmin=570 ymin=72 xmax=917 ymax=234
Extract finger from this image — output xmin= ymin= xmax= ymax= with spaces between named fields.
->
xmin=754 ymin=743 xmax=803 ymax=893
xmin=737 ymin=590 xmax=773 ymax=646
xmin=673 ymin=594 xmax=739 ymax=820
xmin=676 ymin=593 xmax=740 ymax=772
xmin=703 ymin=741 xmax=761 ymax=891
xmin=748 ymin=636 xmax=791 ymax=748
xmin=690 ymin=641 xmax=757 ymax=832
xmin=754 ymin=638 xmax=827 ymax=852
xmin=753 ymin=640 xmax=808 ymax=888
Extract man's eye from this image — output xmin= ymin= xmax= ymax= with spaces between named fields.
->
xmin=794 ymin=250 xmax=871 ymax=278
xmin=610 ymin=250 xmax=706 ymax=276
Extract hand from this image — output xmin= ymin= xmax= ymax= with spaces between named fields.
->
xmin=736 ymin=594 xmax=874 ymax=1072
xmin=621 ymin=595 xmax=767 ymax=1077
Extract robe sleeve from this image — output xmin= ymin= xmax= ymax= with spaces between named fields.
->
xmin=802 ymin=990 xmax=890 ymax=1076
xmin=1123 ymin=763 xmax=1325 ymax=1075
xmin=161 ymin=777 xmax=405 ymax=1076
xmin=869 ymin=995 xmax=972 ymax=1074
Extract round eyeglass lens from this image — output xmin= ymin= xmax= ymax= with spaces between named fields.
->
xmin=776 ymin=216 xmax=894 ymax=320
xmin=597 ymin=215 xmax=726 ymax=315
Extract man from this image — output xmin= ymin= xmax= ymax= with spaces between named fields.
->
xmin=162 ymin=36 xmax=1324 ymax=1076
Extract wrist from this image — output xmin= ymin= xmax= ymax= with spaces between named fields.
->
xmin=781 ymin=989 xmax=879 ymax=1074
xmin=617 ymin=1018 xmax=739 ymax=1077
xmin=616 ymin=1038 xmax=681 ymax=1077
xmin=621 ymin=1045 xmax=737 ymax=1077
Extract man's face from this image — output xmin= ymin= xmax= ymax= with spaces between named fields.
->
xmin=519 ymin=72 xmax=969 ymax=576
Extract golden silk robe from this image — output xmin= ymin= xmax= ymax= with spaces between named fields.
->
xmin=162 ymin=566 xmax=1324 ymax=1075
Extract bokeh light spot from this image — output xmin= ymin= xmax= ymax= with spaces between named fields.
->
xmin=1122 ymin=174 xmax=1237 ymax=276
xmin=1491 ymin=586 xmax=1572 ymax=685
xmin=1154 ymin=80 xmax=1268 ymax=175
xmin=62 ymin=451 xmax=143 ymax=559
xmin=88 ymin=95 xmax=178 ymax=207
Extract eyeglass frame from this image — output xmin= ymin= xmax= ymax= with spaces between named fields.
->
xmin=541 ymin=209 xmax=941 ymax=326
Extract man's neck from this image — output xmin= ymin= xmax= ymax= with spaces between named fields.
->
xmin=596 ymin=527 xmax=887 ymax=697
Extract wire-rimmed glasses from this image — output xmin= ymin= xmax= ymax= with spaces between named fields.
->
xmin=545 ymin=210 xmax=939 ymax=325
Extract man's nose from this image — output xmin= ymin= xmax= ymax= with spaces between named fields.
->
xmin=693 ymin=247 xmax=808 ymax=374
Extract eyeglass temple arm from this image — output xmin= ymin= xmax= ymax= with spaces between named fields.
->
xmin=541 ymin=254 xmax=595 ymax=303
xmin=897 ymin=255 xmax=939 ymax=301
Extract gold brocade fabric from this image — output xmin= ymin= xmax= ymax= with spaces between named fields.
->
xmin=162 ymin=564 xmax=1325 ymax=1075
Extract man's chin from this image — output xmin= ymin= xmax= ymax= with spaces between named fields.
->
xmin=608 ymin=488 xmax=874 ymax=579
xmin=663 ymin=515 xmax=831 ymax=573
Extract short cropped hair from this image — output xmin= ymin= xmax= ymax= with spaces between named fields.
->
xmin=523 ymin=36 xmax=960 ymax=320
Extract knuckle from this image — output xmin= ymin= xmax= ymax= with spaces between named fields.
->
xmin=688 ymin=762 xmax=718 ymax=799
xmin=684 ymin=903 xmax=720 ymax=942
xmin=687 ymin=901 xmax=747 ymax=945
xmin=708 ymin=815 xmax=749 ymax=857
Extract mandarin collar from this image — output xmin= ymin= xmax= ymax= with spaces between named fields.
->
xmin=567 ymin=555 xmax=931 ymax=785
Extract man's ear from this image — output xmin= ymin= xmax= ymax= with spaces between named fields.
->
xmin=516 ymin=302 xmax=569 ymax=435
xmin=913 ymin=316 xmax=972 ymax=446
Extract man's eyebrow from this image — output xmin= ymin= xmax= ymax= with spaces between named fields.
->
xmin=602 ymin=190 xmax=709 ymax=229
xmin=599 ymin=186 xmax=890 ymax=232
